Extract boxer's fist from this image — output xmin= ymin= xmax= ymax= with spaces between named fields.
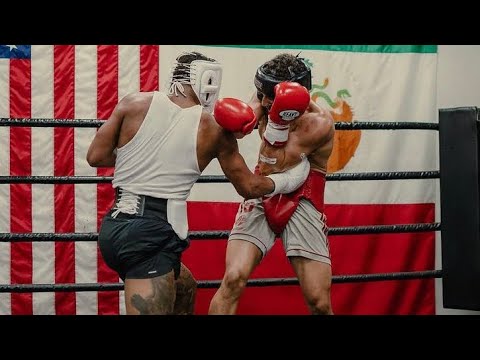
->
xmin=214 ymin=98 xmax=257 ymax=135
xmin=264 ymin=82 xmax=310 ymax=147
xmin=269 ymin=82 xmax=310 ymax=124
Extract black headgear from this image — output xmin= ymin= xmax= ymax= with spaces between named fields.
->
xmin=254 ymin=59 xmax=312 ymax=99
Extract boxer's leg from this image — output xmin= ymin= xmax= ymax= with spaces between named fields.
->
xmin=283 ymin=199 xmax=333 ymax=315
xmin=209 ymin=199 xmax=275 ymax=314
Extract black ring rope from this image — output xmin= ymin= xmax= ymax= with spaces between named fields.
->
xmin=0 ymin=118 xmax=104 ymax=128
xmin=0 ymin=223 xmax=440 ymax=243
xmin=0 ymin=171 xmax=440 ymax=185
xmin=334 ymin=122 xmax=438 ymax=130
xmin=0 ymin=118 xmax=438 ymax=131
xmin=325 ymin=171 xmax=439 ymax=181
xmin=0 ymin=270 xmax=442 ymax=293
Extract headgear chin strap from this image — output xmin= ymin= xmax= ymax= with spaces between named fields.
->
xmin=254 ymin=61 xmax=312 ymax=99
xmin=190 ymin=60 xmax=223 ymax=113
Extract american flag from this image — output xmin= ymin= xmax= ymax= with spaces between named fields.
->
xmin=0 ymin=45 xmax=160 ymax=314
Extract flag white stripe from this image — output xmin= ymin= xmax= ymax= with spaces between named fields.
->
xmin=0 ymin=59 xmax=11 ymax=314
xmin=31 ymin=188 xmax=55 ymax=315
xmin=31 ymin=169 xmax=55 ymax=314
xmin=0 ymin=182 xmax=10 ymax=315
xmin=74 ymin=45 xmax=98 ymax=315
xmin=117 ymin=45 xmax=142 ymax=315
xmin=118 ymin=45 xmax=140 ymax=99
xmin=75 ymin=45 xmax=97 ymax=120
xmin=30 ymin=45 xmax=55 ymax=315
xmin=0 ymin=59 xmax=10 ymax=117
xmin=31 ymin=46 xmax=54 ymax=122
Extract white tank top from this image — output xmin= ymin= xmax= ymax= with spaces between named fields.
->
xmin=112 ymin=91 xmax=202 ymax=200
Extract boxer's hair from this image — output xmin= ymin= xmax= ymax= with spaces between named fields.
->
xmin=172 ymin=51 xmax=217 ymax=80
xmin=261 ymin=53 xmax=309 ymax=81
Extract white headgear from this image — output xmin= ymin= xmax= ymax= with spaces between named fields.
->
xmin=168 ymin=54 xmax=223 ymax=113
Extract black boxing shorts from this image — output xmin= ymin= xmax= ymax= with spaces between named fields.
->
xmin=98 ymin=192 xmax=190 ymax=281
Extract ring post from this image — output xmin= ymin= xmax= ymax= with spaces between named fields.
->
xmin=439 ymin=107 xmax=480 ymax=310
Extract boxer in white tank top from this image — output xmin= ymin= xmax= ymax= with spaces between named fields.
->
xmin=87 ymin=51 xmax=310 ymax=315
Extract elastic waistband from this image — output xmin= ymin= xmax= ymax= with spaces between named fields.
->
xmin=113 ymin=188 xmax=168 ymax=219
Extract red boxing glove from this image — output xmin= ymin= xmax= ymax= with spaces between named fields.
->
xmin=214 ymin=98 xmax=257 ymax=135
xmin=264 ymin=82 xmax=310 ymax=147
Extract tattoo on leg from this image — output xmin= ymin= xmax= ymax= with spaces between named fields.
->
xmin=130 ymin=272 xmax=176 ymax=315
xmin=173 ymin=264 xmax=197 ymax=315
xmin=131 ymin=294 xmax=150 ymax=315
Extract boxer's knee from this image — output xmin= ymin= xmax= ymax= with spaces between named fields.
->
xmin=222 ymin=267 xmax=250 ymax=299
xmin=306 ymin=295 xmax=333 ymax=315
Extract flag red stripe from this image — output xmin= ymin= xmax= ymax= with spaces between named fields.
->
xmin=9 ymin=59 xmax=33 ymax=315
xmin=53 ymin=45 xmax=76 ymax=314
xmin=140 ymin=46 xmax=159 ymax=91
xmin=184 ymin=201 xmax=435 ymax=315
xmin=326 ymin=203 xmax=435 ymax=315
xmin=96 ymin=45 xmax=119 ymax=314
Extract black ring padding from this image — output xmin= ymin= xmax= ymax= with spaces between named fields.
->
xmin=0 ymin=118 xmax=438 ymax=131
xmin=0 ymin=223 xmax=440 ymax=242
xmin=0 ymin=270 xmax=443 ymax=293
xmin=0 ymin=171 xmax=440 ymax=185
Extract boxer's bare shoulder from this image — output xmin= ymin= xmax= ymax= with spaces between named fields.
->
xmin=117 ymin=92 xmax=154 ymax=115
xmin=298 ymin=104 xmax=335 ymax=149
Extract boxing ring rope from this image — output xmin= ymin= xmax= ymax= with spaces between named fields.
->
xmin=0 ymin=222 xmax=440 ymax=243
xmin=0 ymin=118 xmax=439 ymax=130
xmin=0 ymin=117 xmax=441 ymax=295
xmin=0 ymin=270 xmax=443 ymax=293
xmin=0 ymin=171 xmax=440 ymax=184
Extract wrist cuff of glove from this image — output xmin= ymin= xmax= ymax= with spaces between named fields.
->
xmin=265 ymin=173 xmax=285 ymax=197
xmin=264 ymin=121 xmax=289 ymax=146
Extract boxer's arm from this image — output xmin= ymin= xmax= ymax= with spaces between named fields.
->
xmin=216 ymin=132 xmax=275 ymax=199
xmin=247 ymin=91 xmax=267 ymax=140
xmin=86 ymin=100 xmax=126 ymax=167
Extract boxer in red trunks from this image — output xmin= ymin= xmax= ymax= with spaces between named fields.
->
xmin=209 ymin=53 xmax=335 ymax=315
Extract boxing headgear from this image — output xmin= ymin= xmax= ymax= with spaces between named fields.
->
xmin=190 ymin=60 xmax=223 ymax=113
xmin=254 ymin=60 xmax=312 ymax=100
xmin=169 ymin=54 xmax=223 ymax=113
